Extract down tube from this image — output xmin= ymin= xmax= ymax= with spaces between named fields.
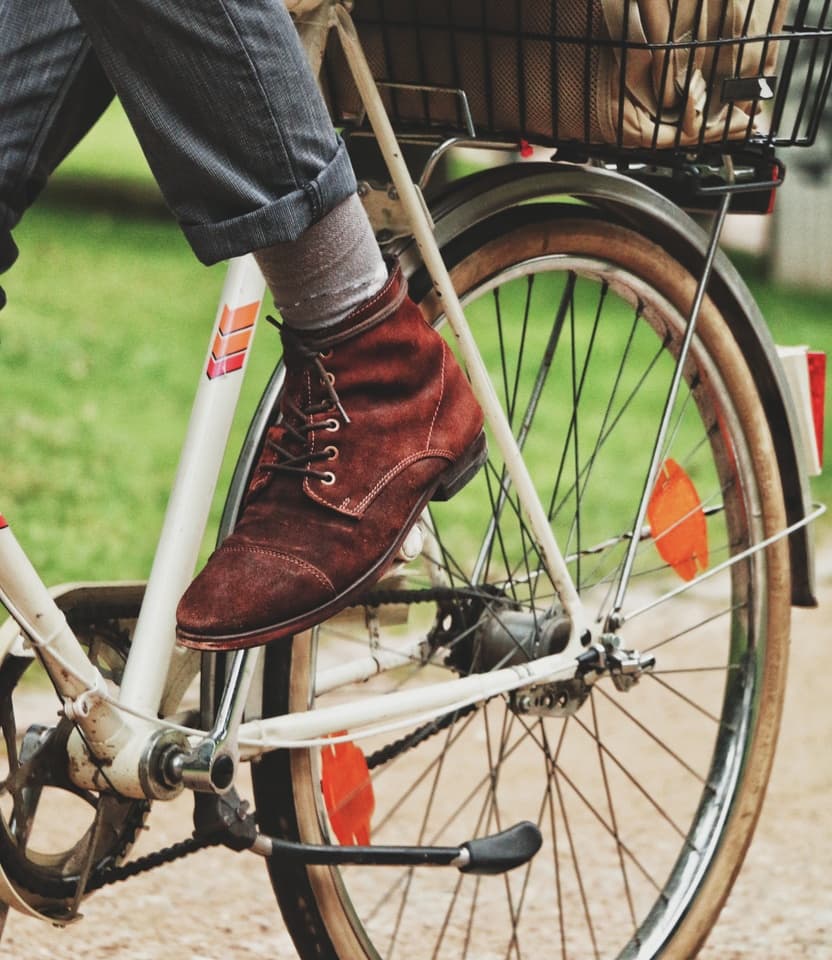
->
xmin=118 ymin=256 xmax=266 ymax=714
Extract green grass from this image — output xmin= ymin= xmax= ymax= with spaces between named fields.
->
xmin=3 ymin=204 xmax=275 ymax=585
xmin=57 ymin=100 xmax=159 ymax=192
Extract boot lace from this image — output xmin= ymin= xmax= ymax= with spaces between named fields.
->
xmin=260 ymin=318 xmax=350 ymax=484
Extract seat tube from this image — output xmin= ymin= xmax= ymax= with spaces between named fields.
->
xmin=118 ymin=256 xmax=266 ymax=714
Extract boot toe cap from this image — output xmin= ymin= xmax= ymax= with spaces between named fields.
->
xmin=176 ymin=540 xmax=336 ymax=646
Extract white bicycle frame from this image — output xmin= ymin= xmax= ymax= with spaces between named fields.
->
xmin=0 ymin=0 xmax=592 ymax=803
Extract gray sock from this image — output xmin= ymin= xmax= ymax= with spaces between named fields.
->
xmin=253 ymin=193 xmax=387 ymax=331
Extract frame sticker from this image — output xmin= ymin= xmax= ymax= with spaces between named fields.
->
xmin=206 ymin=301 xmax=260 ymax=380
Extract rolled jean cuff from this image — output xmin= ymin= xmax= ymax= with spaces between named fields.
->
xmin=182 ymin=138 xmax=357 ymax=266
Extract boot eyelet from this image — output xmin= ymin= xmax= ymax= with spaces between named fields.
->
xmin=324 ymin=371 xmax=336 ymax=386
xmin=319 ymin=349 xmax=333 ymax=360
xmin=325 ymin=418 xmax=340 ymax=432
xmin=321 ymin=471 xmax=336 ymax=486
xmin=324 ymin=445 xmax=339 ymax=461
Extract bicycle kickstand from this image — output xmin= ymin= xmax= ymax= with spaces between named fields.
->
xmin=193 ymin=785 xmax=543 ymax=876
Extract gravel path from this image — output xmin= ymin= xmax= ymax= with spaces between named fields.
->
xmin=0 ymin=543 xmax=829 ymax=960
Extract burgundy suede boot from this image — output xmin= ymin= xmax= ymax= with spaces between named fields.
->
xmin=176 ymin=264 xmax=486 ymax=650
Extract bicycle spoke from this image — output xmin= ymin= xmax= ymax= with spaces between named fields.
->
xmin=571 ymin=711 xmax=688 ymax=839
xmin=594 ymin=685 xmax=707 ymax=784
xmin=590 ymin=693 xmax=639 ymax=938
xmin=551 ymin=724 xmax=602 ymax=960
xmin=645 ymin=673 xmax=724 ymax=725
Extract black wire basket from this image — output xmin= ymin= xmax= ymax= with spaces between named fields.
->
xmin=323 ymin=0 xmax=832 ymax=166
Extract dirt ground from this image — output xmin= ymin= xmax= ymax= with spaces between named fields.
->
xmin=0 ymin=541 xmax=829 ymax=960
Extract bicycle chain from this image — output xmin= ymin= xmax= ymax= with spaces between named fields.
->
xmin=86 ymin=587 xmax=482 ymax=889
xmin=85 ymin=835 xmax=222 ymax=892
xmin=358 ymin=584 xmax=486 ymax=607
xmin=366 ymin=702 xmax=478 ymax=769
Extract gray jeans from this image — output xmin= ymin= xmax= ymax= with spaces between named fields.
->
xmin=0 ymin=0 xmax=356 ymax=274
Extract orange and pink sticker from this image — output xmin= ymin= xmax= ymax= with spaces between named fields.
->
xmin=206 ymin=301 xmax=260 ymax=380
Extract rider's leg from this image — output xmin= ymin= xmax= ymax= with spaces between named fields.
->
xmin=0 ymin=0 xmax=386 ymax=330
xmin=67 ymin=0 xmax=389 ymax=330
xmin=67 ymin=1 xmax=357 ymax=253
xmin=0 ymin=0 xmax=114 ymax=308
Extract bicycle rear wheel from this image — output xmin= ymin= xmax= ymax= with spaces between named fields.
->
xmin=252 ymin=211 xmax=790 ymax=960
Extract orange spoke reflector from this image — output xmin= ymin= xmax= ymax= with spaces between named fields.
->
xmin=647 ymin=459 xmax=709 ymax=581
xmin=321 ymin=733 xmax=375 ymax=846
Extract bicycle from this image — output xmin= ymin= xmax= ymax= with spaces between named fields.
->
xmin=0 ymin=0 xmax=828 ymax=957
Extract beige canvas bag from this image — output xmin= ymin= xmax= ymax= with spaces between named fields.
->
xmin=597 ymin=0 xmax=786 ymax=147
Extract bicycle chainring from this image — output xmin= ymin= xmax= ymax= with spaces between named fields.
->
xmin=0 ymin=594 xmax=150 ymax=918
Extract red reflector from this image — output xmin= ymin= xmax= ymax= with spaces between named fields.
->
xmin=321 ymin=734 xmax=374 ymax=846
xmin=518 ymin=138 xmax=534 ymax=158
xmin=648 ymin=459 xmax=709 ymax=581
xmin=765 ymin=164 xmax=779 ymax=215
xmin=808 ymin=352 xmax=826 ymax=467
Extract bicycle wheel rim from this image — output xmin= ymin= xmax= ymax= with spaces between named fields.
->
xmin=254 ymin=214 xmax=790 ymax=960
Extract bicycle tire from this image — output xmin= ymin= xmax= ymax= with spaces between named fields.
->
xmin=251 ymin=210 xmax=790 ymax=960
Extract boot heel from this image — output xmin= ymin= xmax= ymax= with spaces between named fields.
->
xmin=433 ymin=431 xmax=488 ymax=502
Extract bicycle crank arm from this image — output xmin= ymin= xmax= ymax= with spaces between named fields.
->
xmin=165 ymin=647 xmax=262 ymax=795
xmin=252 ymin=821 xmax=542 ymax=875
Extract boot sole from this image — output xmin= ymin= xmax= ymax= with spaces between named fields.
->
xmin=177 ymin=430 xmax=488 ymax=652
